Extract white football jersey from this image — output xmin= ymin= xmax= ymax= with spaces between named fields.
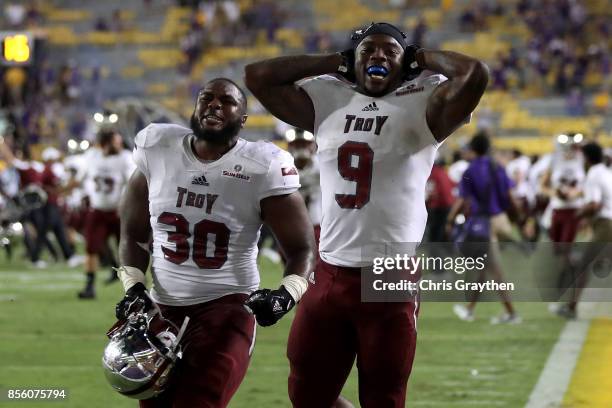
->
xmin=133 ymin=123 xmax=300 ymax=306
xmin=298 ymin=159 xmax=322 ymax=225
xmin=78 ymin=148 xmax=135 ymax=210
xmin=63 ymin=154 xmax=86 ymax=209
xmin=506 ymin=155 xmax=532 ymax=201
xmin=550 ymin=157 xmax=585 ymax=209
xmin=299 ymin=73 xmax=447 ymax=267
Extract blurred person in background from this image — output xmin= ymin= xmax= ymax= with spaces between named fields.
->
xmin=76 ymin=129 xmax=135 ymax=299
xmin=448 ymin=148 xmax=471 ymax=188
xmin=3 ymin=67 xmax=27 ymax=108
xmin=540 ymin=134 xmax=585 ymax=253
xmin=506 ymin=149 xmax=532 ymax=211
xmin=448 ymin=133 xmax=521 ymax=324
xmin=426 ymin=156 xmax=455 ymax=241
xmin=506 ymin=149 xmax=536 ymax=240
xmin=0 ymin=152 xmax=20 ymax=260
xmin=62 ymin=152 xmax=89 ymax=254
xmin=286 ymin=128 xmax=321 ymax=252
xmin=425 ymin=155 xmax=455 ymax=273
xmin=0 ymin=140 xmax=58 ymax=267
xmin=40 ymin=147 xmax=81 ymax=267
xmin=555 ymin=142 xmax=612 ymax=319
xmin=3 ymin=2 xmax=26 ymax=29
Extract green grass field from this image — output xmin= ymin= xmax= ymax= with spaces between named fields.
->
xmin=0 ymin=252 xmax=565 ymax=407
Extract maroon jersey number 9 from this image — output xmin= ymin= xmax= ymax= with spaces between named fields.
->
xmin=335 ymin=141 xmax=374 ymax=209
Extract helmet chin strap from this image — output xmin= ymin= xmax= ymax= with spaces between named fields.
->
xmin=173 ymin=316 xmax=190 ymax=358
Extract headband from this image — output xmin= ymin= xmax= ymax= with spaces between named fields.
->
xmin=351 ymin=22 xmax=408 ymax=49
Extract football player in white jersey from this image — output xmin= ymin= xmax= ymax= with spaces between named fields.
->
xmin=286 ymin=128 xmax=322 ymax=246
xmin=246 ymin=22 xmax=488 ymax=407
xmin=77 ymin=129 xmax=135 ymax=298
xmin=540 ymin=135 xmax=585 ymax=245
xmin=114 ymin=78 xmax=315 ymax=407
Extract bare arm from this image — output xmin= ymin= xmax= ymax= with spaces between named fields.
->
xmin=244 ymin=54 xmax=342 ymax=132
xmin=577 ymin=201 xmax=602 ymax=219
xmin=118 ymin=171 xmax=151 ymax=272
xmin=260 ymin=192 xmax=315 ymax=279
xmin=418 ymin=50 xmax=489 ymax=142
xmin=0 ymin=141 xmax=17 ymax=165
xmin=446 ymin=197 xmax=465 ymax=236
xmin=539 ymin=169 xmax=555 ymax=197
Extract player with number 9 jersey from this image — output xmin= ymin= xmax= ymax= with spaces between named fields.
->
xmin=299 ymin=73 xmax=445 ymax=266
xmin=246 ymin=22 xmax=489 ymax=408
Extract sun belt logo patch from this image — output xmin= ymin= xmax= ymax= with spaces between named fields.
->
xmin=191 ymin=175 xmax=209 ymax=186
xmin=222 ymin=170 xmax=251 ymax=182
xmin=396 ymin=85 xmax=424 ymax=96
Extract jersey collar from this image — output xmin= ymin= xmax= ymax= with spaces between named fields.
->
xmin=182 ymin=134 xmax=245 ymax=168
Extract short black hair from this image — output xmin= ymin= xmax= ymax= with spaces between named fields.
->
xmin=469 ymin=132 xmax=491 ymax=156
xmin=204 ymin=77 xmax=247 ymax=111
xmin=582 ymin=142 xmax=603 ymax=165
xmin=452 ymin=150 xmax=461 ymax=162
xmin=97 ymin=128 xmax=116 ymax=147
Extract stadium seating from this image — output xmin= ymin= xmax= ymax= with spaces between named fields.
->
xmin=5 ymin=0 xmax=610 ymax=149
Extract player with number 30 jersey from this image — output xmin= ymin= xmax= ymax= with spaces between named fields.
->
xmin=113 ymin=78 xmax=315 ymax=407
xmin=133 ymin=123 xmax=300 ymax=305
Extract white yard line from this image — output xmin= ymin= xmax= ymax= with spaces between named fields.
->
xmin=524 ymin=319 xmax=590 ymax=407
xmin=526 ymin=301 xmax=612 ymax=407
xmin=0 ymin=283 xmax=82 ymax=290
xmin=3 ymin=365 xmax=98 ymax=371
xmin=411 ymin=400 xmax=507 ymax=406
xmin=0 ymin=271 xmax=83 ymax=279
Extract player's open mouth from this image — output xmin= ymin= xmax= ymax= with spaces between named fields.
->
xmin=203 ymin=114 xmax=223 ymax=125
xmin=366 ymin=65 xmax=389 ymax=80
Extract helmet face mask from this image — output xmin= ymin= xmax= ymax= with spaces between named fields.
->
xmin=102 ymin=305 xmax=189 ymax=400
xmin=285 ymin=128 xmax=316 ymax=168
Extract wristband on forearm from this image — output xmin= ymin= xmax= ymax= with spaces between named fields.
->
xmin=116 ymin=266 xmax=146 ymax=293
xmin=279 ymin=274 xmax=309 ymax=302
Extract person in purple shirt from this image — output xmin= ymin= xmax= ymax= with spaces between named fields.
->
xmin=460 ymin=150 xmax=514 ymax=216
xmin=446 ymin=132 xmax=521 ymax=324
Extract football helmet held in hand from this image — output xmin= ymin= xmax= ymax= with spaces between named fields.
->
xmin=244 ymin=286 xmax=296 ymax=327
xmin=115 ymin=282 xmax=152 ymax=320
xmin=102 ymin=305 xmax=189 ymax=400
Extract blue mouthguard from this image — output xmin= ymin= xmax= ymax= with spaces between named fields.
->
xmin=366 ymin=66 xmax=389 ymax=76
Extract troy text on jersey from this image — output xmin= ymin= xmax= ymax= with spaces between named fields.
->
xmin=343 ymin=115 xmax=388 ymax=135
xmin=176 ymin=187 xmax=219 ymax=214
